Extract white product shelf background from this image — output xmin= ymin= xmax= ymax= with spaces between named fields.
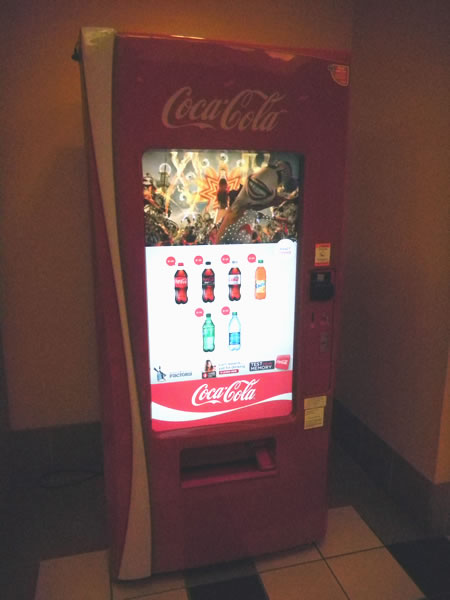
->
xmin=146 ymin=241 xmax=298 ymax=384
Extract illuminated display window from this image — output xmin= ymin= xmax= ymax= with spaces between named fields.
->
xmin=143 ymin=149 xmax=303 ymax=431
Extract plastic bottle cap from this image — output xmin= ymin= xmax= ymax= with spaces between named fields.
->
xmin=178 ymin=262 xmax=184 ymax=266
xmin=232 ymin=312 xmax=237 ymax=315
xmin=205 ymin=261 xmax=211 ymax=265
xmin=206 ymin=313 xmax=211 ymax=317
xmin=258 ymin=259 xmax=263 ymax=263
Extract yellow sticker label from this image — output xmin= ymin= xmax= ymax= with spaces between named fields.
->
xmin=304 ymin=407 xmax=325 ymax=430
xmin=304 ymin=395 xmax=327 ymax=410
xmin=315 ymin=243 xmax=331 ymax=266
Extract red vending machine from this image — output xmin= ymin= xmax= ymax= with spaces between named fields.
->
xmin=78 ymin=27 xmax=349 ymax=581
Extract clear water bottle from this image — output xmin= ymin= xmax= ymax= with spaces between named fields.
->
xmin=228 ymin=312 xmax=241 ymax=351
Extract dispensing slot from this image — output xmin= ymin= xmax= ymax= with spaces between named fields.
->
xmin=255 ymin=446 xmax=276 ymax=471
xmin=180 ymin=439 xmax=277 ymax=488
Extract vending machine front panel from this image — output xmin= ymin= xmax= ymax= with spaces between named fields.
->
xmin=79 ymin=28 xmax=349 ymax=580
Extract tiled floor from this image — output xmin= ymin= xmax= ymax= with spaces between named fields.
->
xmin=3 ymin=442 xmax=450 ymax=600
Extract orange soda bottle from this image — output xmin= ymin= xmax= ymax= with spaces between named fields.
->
xmin=255 ymin=260 xmax=266 ymax=299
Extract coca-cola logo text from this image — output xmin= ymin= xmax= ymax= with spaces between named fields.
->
xmin=174 ymin=276 xmax=187 ymax=286
xmin=228 ymin=275 xmax=241 ymax=284
xmin=162 ymin=87 xmax=287 ymax=132
xmin=192 ymin=378 xmax=259 ymax=406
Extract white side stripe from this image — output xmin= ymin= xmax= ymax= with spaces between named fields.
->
xmin=152 ymin=393 xmax=292 ymax=422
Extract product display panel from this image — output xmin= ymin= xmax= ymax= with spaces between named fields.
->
xmin=143 ymin=149 xmax=303 ymax=431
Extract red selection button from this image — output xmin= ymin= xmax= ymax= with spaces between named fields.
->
xmin=166 ymin=256 xmax=176 ymax=266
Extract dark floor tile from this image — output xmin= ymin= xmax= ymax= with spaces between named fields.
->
xmin=184 ymin=558 xmax=257 ymax=588
xmin=387 ymin=537 xmax=450 ymax=599
xmin=188 ymin=575 xmax=268 ymax=600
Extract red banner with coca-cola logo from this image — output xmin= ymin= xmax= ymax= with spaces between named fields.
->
xmin=151 ymin=370 xmax=293 ymax=431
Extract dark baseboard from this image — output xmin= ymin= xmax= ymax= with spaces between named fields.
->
xmin=0 ymin=427 xmax=11 ymax=514
xmin=332 ymin=399 xmax=450 ymax=535
xmin=4 ymin=411 xmax=449 ymax=536
xmin=7 ymin=421 xmax=103 ymax=489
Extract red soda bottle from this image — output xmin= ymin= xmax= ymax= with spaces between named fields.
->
xmin=202 ymin=261 xmax=215 ymax=302
xmin=174 ymin=263 xmax=188 ymax=304
xmin=228 ymin=261 xmax=241 ymax=301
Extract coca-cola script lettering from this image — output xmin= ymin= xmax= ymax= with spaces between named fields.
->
xmin=192 ymin=378 xmax=259 ymax=406
xmin=162 ymin=87 xmax=287 ymax=132
xmin=174 ymin=276 xmax=187 ymax=286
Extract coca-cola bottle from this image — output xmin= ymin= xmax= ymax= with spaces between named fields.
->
xmin=228 ymin=261 xmax=241 ymax=301
xmin=202 ymin=261 xmax=215 ymax=302
xmin=174 ymin=263 xmax=188 ymax=304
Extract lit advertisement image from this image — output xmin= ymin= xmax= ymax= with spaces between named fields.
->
xmin=143 ymin=149 xmax=303 ymax=431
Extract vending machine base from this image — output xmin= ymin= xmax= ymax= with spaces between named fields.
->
xmin=78 ymin=28 xmax=349 ymax=580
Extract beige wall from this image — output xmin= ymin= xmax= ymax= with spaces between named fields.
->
xmin=3 ymin=0 xmax=447 ymax=488
xmin=0 ymin=0 xmax=353 ymax=429
xmin=337 ymin=0 xmax=449 ymax=482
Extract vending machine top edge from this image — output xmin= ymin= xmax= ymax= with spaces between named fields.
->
xmin=78 ymin=27 xmax=350 ymax=581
